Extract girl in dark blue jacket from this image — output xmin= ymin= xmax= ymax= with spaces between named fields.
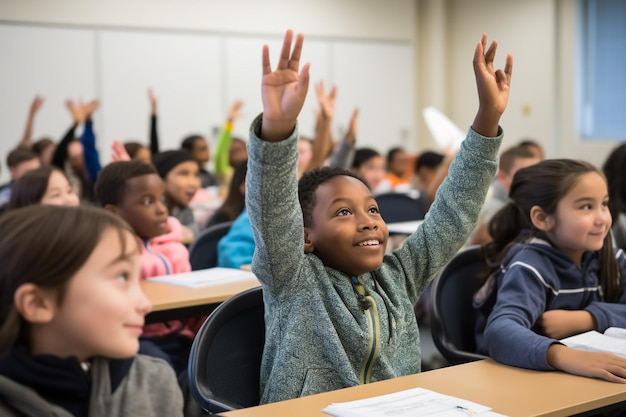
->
xmin=475 ymin=159 xmax=626 ymax=383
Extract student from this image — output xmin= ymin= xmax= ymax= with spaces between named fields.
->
xmin=385 ymin=147 xmax=411 ymax=190
xmin=247 ymin=30 xmax=511 ymax=403
xmin=469 ymin=144 xmax=540 ymax=245
xmin=214 ymin=101 xmax=247 ymax=192
xmin=94 ymin=161 xmax=197 ymax=376
xmin=517 ymin=138 xmax=545 ymax=160
xmin=474 ymin=159 xmax=626 ymax=383
xmin=351 ymin=147 xmax=391 ymax=194
xmin=603 ymin=143 xmax=626 ymax=251
xmin=181 ymin=135 xmax=217 ymax=188
xmin=151 ymin=150 xmax=201 ymax=243
xmin=0 ymin=148 xmax=41 ymax=210
xmin=7 ymin=166 xmax=79 ymax=209
xmin=0 ymin=204 xmax=183 ymax=416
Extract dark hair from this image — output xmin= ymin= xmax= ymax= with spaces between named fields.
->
xmin=498 ymin=145 xmax=536 ymax=174
xmin=95 ymin=161 xmax=157 ymax=206
xmin=181 ymin=135 xmax=204 ymax=152
xmin=415 ymin=151 xmax=444 ymax=171
xmin=7 ymin=148 xmax=38 ymax=168
xmin=602 ymin=143 xmax=626 ymax=223
xmin=386 ymin=147 xmax=404 ymax=166
xmin=518 ymin=139 xmax=544 ymax=157
xmin=352 ymin=148 xmax=381 ymax=169
xmin=7 ymin=166 xmax=67 ymax=210
xmin=298 ymin=166 xmax=368 ymax=227
xmin=481 ymin=159 xmax=621 ymax=302
xmin=0 ymin=205 xmax=135 ymax=356
xmin=213 ymin=159 xmax=248 ymax=223
xmin=123 ymin=142 xmax=146 ymax=159
xmin=31 ymin=138 xmax=55 ymax=156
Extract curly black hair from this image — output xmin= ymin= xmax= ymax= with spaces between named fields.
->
xmin=298 ymin=166 xmax=369 ymax=227
xmin=94 ymin=161 xmax=157 ymax=206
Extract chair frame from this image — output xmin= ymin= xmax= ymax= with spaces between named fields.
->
xmin=187 ymin=286 xmax=265 ymax=413
xmin=188 ymin=221 xmax=234 ymax=271
xmin=429 ymin=245 xmax=489 ymax=364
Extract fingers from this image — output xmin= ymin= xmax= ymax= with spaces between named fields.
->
xmin=262 ymin=45 xmax=271 ymax=75
xmin=277 ymin=29 xmax=294 ymax=70
xmin=504 ymin=53 xmax=513 ymax=85
xmin=289 ymin=33 xmax=304 ymax=72
xmin=315 ymin=80 xmax=324 ymax=98
xmin=298 ymin=63 xmax=311 ymax=95
xmin=484 ymin=39 xmax=498 ymax=68
xmin=329 ymin=85 xmax=337 ymax=101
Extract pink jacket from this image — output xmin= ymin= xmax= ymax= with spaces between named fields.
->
xmin=141 ymin=217 xmax=201 ymax=338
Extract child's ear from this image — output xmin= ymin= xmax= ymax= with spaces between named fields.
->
xmin=303 ymin=227 xmax=315 ymax=253
xmin=13 ymin=283 xmax=56 ymax=324
xmin=530 ymin=205 xmax=554 ymax=231
xmin=104 ymin=204 xmax=118 ymax=214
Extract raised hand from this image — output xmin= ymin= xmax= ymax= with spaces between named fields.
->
xmin=82 ymin=99 xmax=100 ymax=118
xmin=29 ymin=95 xmax=44 ymax=115
xmin=111 ymin=140 xmax=131 ymax=162
xmin=227 ymin=100 xmax=244 ymax=123
xmin=261 ymin=29 xmax=310 ymax=142
xmin=66 ymin=99 xmax=86 ymax=124
xmin=315 ymin=81 xmax=337 ymax=120
xmin=148 ymin=88 xmax=158 ymax=115
xmin=344 ymin=108 xmax=359 ymax=145
xmin=471 ymin=33 xmax=513 ymax=137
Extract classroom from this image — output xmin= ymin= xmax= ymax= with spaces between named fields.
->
xmin=0 ymin=1 xmax=625 ymax=416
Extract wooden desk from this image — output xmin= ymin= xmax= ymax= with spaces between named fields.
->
xmin=142 ymin=271 xmax=260 ymax=323
xmin=220 ymin=359 xmax=626 ymax=417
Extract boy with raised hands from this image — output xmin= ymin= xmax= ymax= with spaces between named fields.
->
xmin=247 ymin=30 xmax=512 ymax=403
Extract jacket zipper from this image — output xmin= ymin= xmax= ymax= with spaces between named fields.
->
xmin=144 ymin=240 xmax=172 ymax=275
xmin=351 ymin=276 xmax=381 ymax=384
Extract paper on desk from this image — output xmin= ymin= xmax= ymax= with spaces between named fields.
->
xmin=146 ymin=268 xmax=257 ymax=288
xmin=561 ymin=327 xmax=626 ymax=359
xmin=322 ymin=387 xmax=508 ymax=417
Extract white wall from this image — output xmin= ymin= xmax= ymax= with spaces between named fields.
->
xmin=0 ymin=0 xmax=418 ymax=183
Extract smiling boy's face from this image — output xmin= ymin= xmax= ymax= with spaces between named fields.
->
xmin=304 ymin=175 xmax=388 ymax=277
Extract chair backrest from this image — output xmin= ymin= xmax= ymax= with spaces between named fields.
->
xmin=375 ymin=192 xmax=426 ymax=223
xmin=187 ymin=286 xmax=265 ymax=413
xmin=188 ymin=221 xmax=234 ymax=271
xmin=429 ymin=245 xmax=489 ymax=365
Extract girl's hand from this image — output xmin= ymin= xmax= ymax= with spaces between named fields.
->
xmin=536 ymin=310 xmax=596 ymax=340
xmin=471 ymin=33 xmax=513 ymax=137
xmin=111 ymin=140 xmax=131 ymax=162
xmin=547 ymin=344 xmax=626 ymax=383
xmin=148 ymin=88 xmax=158 ymax=115
xmin=261 ymin=30 xmax=310 ymax=142
xmin=315 ymin=81 xmax=337 ymax=120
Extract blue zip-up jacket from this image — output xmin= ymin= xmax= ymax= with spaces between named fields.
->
xmin=247 ymin=114 xmax=502 ymax=404
xmin=474 ymin=238 xmax=626 ymax=370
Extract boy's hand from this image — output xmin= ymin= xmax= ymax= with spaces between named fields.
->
xmin=261 ymin=30 xmax=310 ymax=142
xmin=472 ymin=33 xmax=513 ymax=137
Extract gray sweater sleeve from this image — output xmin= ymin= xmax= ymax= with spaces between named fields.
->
xmin=382 ymin=127 xmax=503 ymax=302
xmin=246 ymin=114 xmax=305 ymax=295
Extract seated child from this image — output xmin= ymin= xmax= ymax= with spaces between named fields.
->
xmin=248 ymin=30 xmax=511 ymax=403
xmin=94 ymin=161 xmax=198 ymax=376
xmin=151 ymin=150 xmax=201 ymax=244
xmin=8 ymin=166 xmax=80 ymax=209
xmin=0 ymin=205 xmax=182 ymax=416
xmin=474 ymin=159 xmax=626 ymax=382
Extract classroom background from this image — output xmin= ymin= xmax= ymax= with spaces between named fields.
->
xmin=0 ymin=0 xmax=623 ymax=184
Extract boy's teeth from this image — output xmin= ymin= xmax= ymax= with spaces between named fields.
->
xmin=358 ymin=240 xmax=379 ymax=246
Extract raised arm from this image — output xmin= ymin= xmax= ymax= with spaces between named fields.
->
xmin=20 ymin=95 xmax=44 ymax=149
xmin=52 ymin=99 xmax=86 ymax=169
xmin=247 ymin=30 xmax=310 ymax=291
xmin=390 ymin=34 xmax=512 ymax=299
xmin=306 ymin=81 xmax=336 ymax=171
xmin=214 ymin=100 xmax=243 ymax=180
xmin=148 ymin=88 xmax=160 ymax=155
xmin=329 ymin=108 xmax=358 ymax=169
xmin=81 ymin=100 xmax=102 ymax=184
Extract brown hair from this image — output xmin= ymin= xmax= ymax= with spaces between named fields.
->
xmin=482 ymin=159 xmax=621 ymax=302
xmin=7 ymin=166 xmax=69 ymax=210
xmin=0 ymin=205 xmax=135 ymax=356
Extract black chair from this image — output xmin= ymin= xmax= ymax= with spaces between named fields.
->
xmin=375 ymin=192 xmax=426 ymax=223
xmin=188 ymin=221 xmax=234 ymax=271
xmin=187 ymin=286 xmax=265 ymax=413
xmin=429 ymin=245 xmax=489 ymax=365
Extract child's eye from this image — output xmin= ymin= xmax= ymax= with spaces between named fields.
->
xmin=602 ymin=201 xmax=609 ymax=208
xmin=116 ymin=273 xmax=129 ymax=282
xmin=337 ymin=208 xmax=351 ymax=216
xmin=580 ymin=204 xmax=592 ymax=210
xmin=142 ymin=198 xmax=152 ymax=206
xmin=368 ymin=206 xmax=379 ymax=214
